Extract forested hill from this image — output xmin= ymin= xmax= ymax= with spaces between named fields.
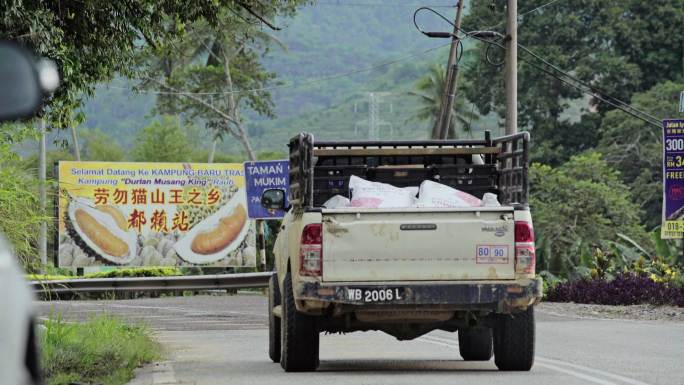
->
xmin=82 ymin=1 xmax=482 ymax=153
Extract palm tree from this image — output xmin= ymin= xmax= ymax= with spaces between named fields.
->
xmin=408 ymin=64 xmax=478 ymax=139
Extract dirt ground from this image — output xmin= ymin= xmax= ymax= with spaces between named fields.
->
xmin=538 ymin=301 xmax=684 ymax=322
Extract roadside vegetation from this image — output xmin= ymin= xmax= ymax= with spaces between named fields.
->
xmin=28 ymin=267 xmax=183 ymax=281
xmin=2 ymin=2 xmax=684 ymax=307
xmin=460 ymin=2 xmax=684 ymax=307
xmin=41 ymin=315 xmax=160 ymax=385
xmin=538 ymin=213 xmax=684 ymax=307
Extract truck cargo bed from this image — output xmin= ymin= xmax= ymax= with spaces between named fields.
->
xmin=321 ymin=207 xmax=515 ymax=282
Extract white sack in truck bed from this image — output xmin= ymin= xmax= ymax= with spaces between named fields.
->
xmin=346 ymin=176 xmax=500 ymax=209
xmin=415 ymin=180 xmax=481 ymax=208
xmin=349 ymin=175 xmax=417 ymax=208
xmin=415 ymin=181 xmax=501 ymax=207
xmin=323 ymin=195 xmax=351 ymax=209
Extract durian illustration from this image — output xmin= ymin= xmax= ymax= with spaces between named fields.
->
xmin=178 ymin=184 xmax=238 ymax=230
xmin=65 ymin=197 xmax=138 ymax=265
xmin=173 ymin=187 xmax=250 ymax=265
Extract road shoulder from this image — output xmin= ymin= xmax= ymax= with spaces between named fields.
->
xmin=538 ymin=302 xmax=684 ymax=323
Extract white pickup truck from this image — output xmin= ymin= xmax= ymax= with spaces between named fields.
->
xmin=262 ymin=132 xmax=542 ymax=372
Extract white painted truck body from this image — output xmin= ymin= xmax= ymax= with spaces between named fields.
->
xmin=321 ymin=207 xmax=516 ymax=282
xmin=274 ymin=207 xmax=536 ymax=313
xmin=270 ymin=133 xmax=541 ymax=372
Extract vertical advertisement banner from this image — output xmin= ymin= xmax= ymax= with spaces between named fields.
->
xmin=244 ymin=160 xmax=289 ymax=219
xmin=662 ymin=119 xmax=684 ymax=239
xmin=57 ymin=161 xmax=256 ymax=267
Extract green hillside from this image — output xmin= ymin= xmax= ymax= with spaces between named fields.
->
xmin=80 ymin=1 xmax=496 ymax=156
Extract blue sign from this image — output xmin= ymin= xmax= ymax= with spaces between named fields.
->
xmin=244 ymin=160 xmax=289 ymax=219
xmin=662 ymin=119 xmax=684 ymax=238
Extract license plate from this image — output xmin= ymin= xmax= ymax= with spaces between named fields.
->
xmin=476 ymin=244 xmax=510 ymax=264
xmin=345 ymin=288 xmax=405 ymax=303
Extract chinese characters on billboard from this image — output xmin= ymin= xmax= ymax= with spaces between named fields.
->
xmin=57 ymin=161 xmax=256 ymax=267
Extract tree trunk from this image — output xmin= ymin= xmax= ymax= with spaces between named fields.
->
xmin=70 ymin=126 xmax=81 ymax=161
xmin=234 ymin=118 xmax=256 ymax=161
xmin=222 ymin=44 xmax=256 ymax=161
xmin=208 ymin=137 xmax=218 ymax=163
xmin=430 ymin=119 xmax=440 ymax=139
xmin=447 ymin=119 xmax=458 ymax=140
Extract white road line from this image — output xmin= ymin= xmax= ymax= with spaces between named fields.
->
xmin=112 ymin=303 xmax=263 ymax=316
xmin=417 ymin=335 xmax=652 ymax=385
xmin=535 ymin=362 xmax=618 ymax=385
xmin=536 ymin=357 xmax=653 ymax=385
xmin=414 ymin=337 xmax=455 ymax=349
xmin=160 ymin=320 xmax=264 ymax=325
xmin=138 ymin=307 xmax=262 ymax=317
xmin=46 ymin=301 xmax=264 ymax=317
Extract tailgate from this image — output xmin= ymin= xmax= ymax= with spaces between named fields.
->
xmin=321 ymin=208 xmax=515 ymax=282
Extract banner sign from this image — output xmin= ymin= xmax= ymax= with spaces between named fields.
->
xmin=244 ymin=160 xmax=289 ymax=219
xmin=662 ymin=119 xmax=684 ymax=238
xmin=57 ymin=161 xmax=256 ymax=267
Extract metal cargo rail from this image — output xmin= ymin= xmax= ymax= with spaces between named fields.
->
xmin=31 ymin=272 xmax=272 ymax=295
xmin=288 ymin=130 xmax=530 ymax=210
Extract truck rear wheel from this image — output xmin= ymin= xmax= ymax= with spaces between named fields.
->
xmin=268 ymin=273 xmax=281 ymax=363
xmin=494 ymin=307 xmax=535 ymax=371
xmin=280 ymin=272 xmax=319 ymax=372
xmin=458 ymin=328 xmax=493 ymax=361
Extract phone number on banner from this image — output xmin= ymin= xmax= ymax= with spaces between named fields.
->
xmin=662 ymin=220 xmax=684 ymax=239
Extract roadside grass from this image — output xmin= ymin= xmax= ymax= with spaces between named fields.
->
xmin=28 ymin=267 xmax=183 ymax=281
xmin=41 ymin=314 xmax=161 ymax=385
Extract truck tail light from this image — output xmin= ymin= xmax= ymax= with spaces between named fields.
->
xmin=299 ymin=224 xmax=322 ymax=276
xmin=514 ymin=221 xmax=535 ymax=274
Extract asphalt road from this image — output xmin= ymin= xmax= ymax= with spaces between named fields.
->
xmin=35 ymin=295 xmax=684 ymax=385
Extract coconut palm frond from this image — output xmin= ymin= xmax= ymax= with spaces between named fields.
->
xmin=407 ymin=63 xmax=480 ymax=139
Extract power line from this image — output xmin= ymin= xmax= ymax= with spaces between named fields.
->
xmin=110 ymin=42 xmax=451 ymax=96
xmin=315 ymin=1 xmax=456 ymax=8
xmin=484 ymin=0 xmax=565 ymax=30
xmin=516 ymin=44 xmax=661 ymax=125
xmin=483 ymin=38 xmax=661 ymax=128
xmin=519 ymin=57 xmax=660 ymax=128
xmin=415 ymin=6 xmax=662 ymax=128
xmin=520 ymin=0 xmax=564 ymax=17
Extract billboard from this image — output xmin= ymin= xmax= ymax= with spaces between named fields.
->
xmin=662 ymin=119 xmax=684 ymax=238
xmin=244 ymin=160 xmax=289 ymax=219
xmin=57 ymin=161 xmax=256 ymax=267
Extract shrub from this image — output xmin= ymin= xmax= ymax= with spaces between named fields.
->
xmin=41 ymin=314 xmax=160 ymax=385
xmin=546 ymin=272 xmax=684 ymax=307
xmin=0 ymin=130 xmax=47 ymax=270
xmin=530 ymin=153 xmax=650 ymax=277
xmin=86 ymin=267 xmax=182 ymax=278
xmin=28 ymin=267 xmax=182 ymax=281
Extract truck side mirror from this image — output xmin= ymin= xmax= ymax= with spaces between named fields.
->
xmin=261 ymin=189 xmax=286 ymax=210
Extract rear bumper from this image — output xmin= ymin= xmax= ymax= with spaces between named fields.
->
xmin=295 ymin=278 xmax=543 ymax=313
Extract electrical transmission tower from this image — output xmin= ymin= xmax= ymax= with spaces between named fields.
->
xmin=354 ymin=92 xmax=393 ymax=140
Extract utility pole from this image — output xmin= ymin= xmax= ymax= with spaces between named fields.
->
xmin=504 ymin=0 xmax=518 ymax=135
xmin=39 ymin=119 xmax=47 ymax=273
xmin=437 ymin=0 xmax=465 ymax=140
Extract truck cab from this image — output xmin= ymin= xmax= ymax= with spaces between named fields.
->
xmin=264 ymin=131 xmax=542 ymax=372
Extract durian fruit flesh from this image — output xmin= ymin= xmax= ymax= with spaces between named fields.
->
xmin=96 ymin=205 xmax=128 ymax=231
xmin=66 ymin=198 xmax=138 ymax=265
xmin=173 ymin=189 xmax=250 ymax=265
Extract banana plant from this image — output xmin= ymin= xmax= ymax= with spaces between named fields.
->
xmin=649 ymin=227 xmax=682 ymax=266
